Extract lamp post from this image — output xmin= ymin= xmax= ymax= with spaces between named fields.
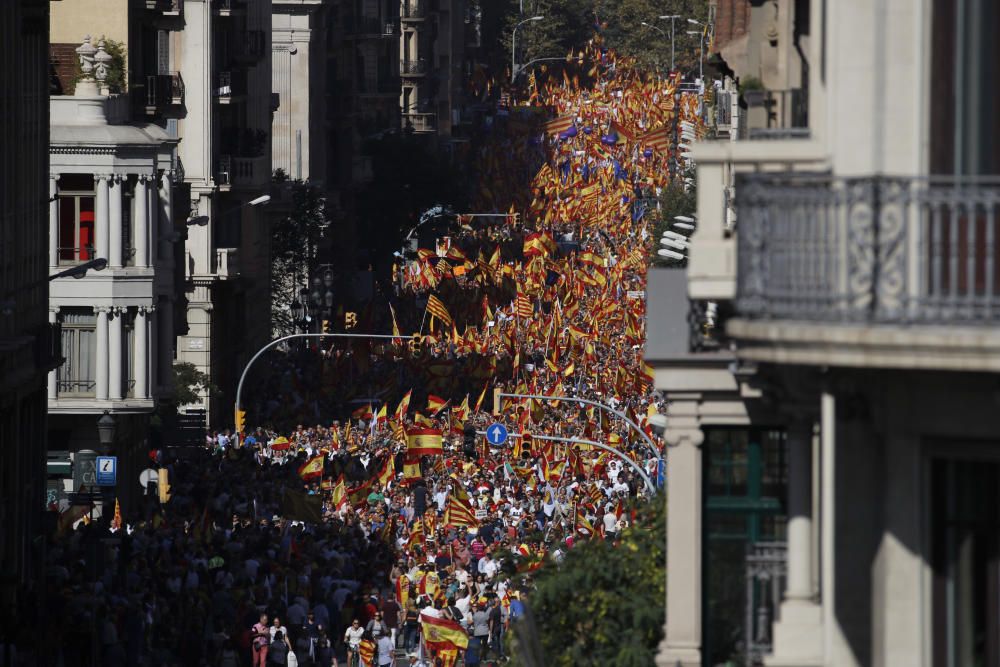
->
xmin=511 ymin=16 xmax=544 ymax=82
xmin=640 ymin=22 xmax=668 ymax=72
xmin=97 ymin=410 xmax=116 ymax=453
xmin=658 ymin=14 xmax=681 ymax=71
xmin=687 ymin=30 xmax=705 ymax=81
xmin=305 ymin=265 xmax=335 ymax=331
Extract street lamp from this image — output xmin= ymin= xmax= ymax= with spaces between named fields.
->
xmin=186 ymin=193 xmax=271 ymax=228
xmin=511 ymin=16 xmax=544 ymax=82
xmin=2 ymin=257 xmax=109 ymax=315
xmin=96 ymin=410 xmax=116 ymax=452
xmin=658 ymin=14 xmax=682 ymax=71
xmin=687 ymin=30 xmax=705 ymax=81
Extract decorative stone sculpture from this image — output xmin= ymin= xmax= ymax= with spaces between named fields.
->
xmin=94 ymin=37 xmax=112 ymax=95
xmin=75 ymin=35 xmax=99 ymax=96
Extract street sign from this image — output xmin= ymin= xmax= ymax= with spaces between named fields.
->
xmin=95 ymin=456 xmax=117 ymax=486
xmin=485 ymin=423 xmax=508 ymax=446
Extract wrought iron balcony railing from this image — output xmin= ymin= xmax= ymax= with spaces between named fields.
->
xmin=735 ymin=174 xmax=1000 ymax=324
xmin=401 ymin=0 xmax=425 ymax=19
xmin=400 ymin=59 xmax=428 ymax=75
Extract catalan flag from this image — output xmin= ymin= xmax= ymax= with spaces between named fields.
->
xmin=514 ymin=292 xmax=533 ymax=319
xmin=443 ymin=495 xmax=479 ymax=529
xmin=407 ymin=428 xmax=443 ymax=456
xmin=426 ymin=294 xmax=453 ymax=326
xmin=358 ymin=638 xmax=377 ymax=666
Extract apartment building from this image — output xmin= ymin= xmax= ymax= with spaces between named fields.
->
xmin=176 ymin=0 xmax=274 ymax=427
xmin=647 ymin=0 xmax=1000 ymax=665
xmin=0 ymin=0 xmax=57 ymax=596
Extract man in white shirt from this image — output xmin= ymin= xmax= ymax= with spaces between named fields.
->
xmin=377 ymin=634 xmax=395 ymax=666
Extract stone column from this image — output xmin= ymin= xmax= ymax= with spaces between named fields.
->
xmin=158 ymin=298 xmax=174 ymax=394
xmin=148 ymin=305 xmax=158 ymax=393
xmin=148 ymin=173 xmax=159 ymax=263
xmin=134 ymin=175 xmax=149 ymax=267
xmin=49 ymin=175 xmax=59 ymax=268
xmin=95 ymin=174 xmax=110 ymax=260
xmin=47 ymin=308 xmax=59 ymax=399
xmin=109 ymin=175 xmax=123 ymax=268
xmin=656 ymin=399 xmax=704 ymax=667
xmin=95 ymin=307 xmax=109 ymax=400
xmin=767 ymin=416 xmax=823 ymax=666
xmin=108 ymin=307 xmax=123 ymax=400
xmin=158 ymin=171 xmax=174 ymax=263
xmin=134 ymin=306 xmax=149 ymax=399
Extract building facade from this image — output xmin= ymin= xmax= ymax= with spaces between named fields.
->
xmin=0 ymin=0 xmax=57 ymax=598
xmin=648 ymin=0 xmax=1000 ymax=665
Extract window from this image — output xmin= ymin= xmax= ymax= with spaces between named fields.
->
xmin=57 ymin=174 xmax=95 ymax=264
xmin=57 ymin=309 xmax=96 ymax=395
xmin=932 ymin=457 xmax=1000 ymax=666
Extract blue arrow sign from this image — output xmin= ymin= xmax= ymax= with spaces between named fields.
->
xmin=485 ymin=423 xmax=509 ymax=446
xmin=95 ymin=456 xmax=117 ymax=486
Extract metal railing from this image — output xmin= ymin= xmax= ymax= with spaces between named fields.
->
xmin=402 ymin=112 xmax=436 ymax=133
xmin=745 ymin=88 xmax=808 ymax=140
xmin=745 ymin=542 xmax=786 ymax=667
xmin=58 ymin=246 xmax=96 ymax=265
xmin=735 ymin=174 xmax=1000 ymax=324
xmin=400 ymin=59 xmax=428 ymax=75
xmin=57 ymin=379 xmax=97 ymax=395
xmin=217 ymin=154 xmax=232 ymax=185
xmin=231 ymin=155 xmax=267 ymax=187
xmin=145 ymin=72 xmax=184 ymax=108
xmin=214 ymin=70 xmax=245 ymax=98
xmin=401 ymin=0 xmax=425 ymax=19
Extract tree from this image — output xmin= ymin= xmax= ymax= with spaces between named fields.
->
xmin=271 ymin=177 xmax=328 ymax=337
xmin=167 ymin=361 xmax=217 ymax=409
xmin=507 ymin=496 xmax=666 ymax=666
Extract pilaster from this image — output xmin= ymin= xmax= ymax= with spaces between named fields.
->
xmin=95 ymin=306 xmax=110 ymax=400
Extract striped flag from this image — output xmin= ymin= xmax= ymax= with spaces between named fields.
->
xmin=297 ymin=455 xmax=324 ymax=481
xmin=359 ymin=638 xmax=377 ymax=666
xmin=426 ymin=294 xmax=453 ymax=325
xmin=426 ymin=394 xmax=449 ymax=414
xmin=443 ymin=495 xmax=479 ymax=529
xmin=514 ymin=292 xmax=532 ymax=319
xmin=407 ymin=427 xmax=443 ymax=456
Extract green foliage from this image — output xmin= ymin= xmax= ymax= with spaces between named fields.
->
xmin=508 ymin=496 xmax=666 ymax=667
xmin=649 ymin=168 xmax=696 ymax=268
xmin=271 ymin=181 xmax=328 ymax=337
xmin=738 ymin=75 xmax=764 ymax=93
xmin=169 ymin=361 xmax=217 ymax=408
xmin=503 ymin=0 xmax=710 ymax=76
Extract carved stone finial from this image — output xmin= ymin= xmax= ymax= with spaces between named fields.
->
xmin=94 ymin=37 xmax=112 ymax=85
xmin=76 ymin=35 xmax=96 ymax=77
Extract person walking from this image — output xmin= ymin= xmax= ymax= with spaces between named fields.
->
xmin=252 ymin=614 xmax=271 ymax=667
xmin=377 ymin=633 xmax=395 ymax=667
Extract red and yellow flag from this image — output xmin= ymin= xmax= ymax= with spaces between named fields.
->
xmin=407 ymin=428 xmax=443 ymax=456
xmin=443 ymin=495 xmax=479 ymax=529
xmin=297 ymin=455 xmax=324 ymax=481
xmin=420 ymin=613 xmax=469 ymax=651
xmin=426 ymin=394 xmax=449 ymax=414
xmin=358 ymin=638 xmax=377 ymax=666
xmin=426 ymin=294 xmax=453 ymax=326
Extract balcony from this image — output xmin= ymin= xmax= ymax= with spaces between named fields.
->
xmin=215 ymin=247 xmax=240 ymax=278
xmin=402 ymin=112 xmax=436 ymax=134
xmin=744 ymin=88 xmax=809 ymax=141
xmin=213 ymin=70 xmax=245 ymax=103
xmin=401 ymin=0 xmax=426 ymax=20
xmin=231 ymin=155 xmax=269 ymax=188
xmin=729 ymin=174 xmax=1000 ymax=371
xmin=144 ymin=0 xmax=181 ymax=15
xmin=400 ymin=59 xmax=428 ymax=76
xmin=143 ymin=72 xmax=184 ymax=114
xmin=214 ymin=0 xmax=246 ymax=16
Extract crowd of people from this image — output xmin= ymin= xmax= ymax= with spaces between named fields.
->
xmin=32 ymin=35 xmax=703 ymax=667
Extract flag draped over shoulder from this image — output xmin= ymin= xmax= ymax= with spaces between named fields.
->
xmin=420 ymin=612 xmax=469 ymax=651
xmin=358 ymin=638 xmax=377 ymax=666
xmin=407 ymin=428 xmax=443 ymax=456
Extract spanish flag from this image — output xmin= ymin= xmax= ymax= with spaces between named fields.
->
xmin=395 ymin=389 xmax=412 ymax=419
xmin=331 ymin=477 xmax=348 ymax=510
xmin=402 ymin=453 xmax=422 ymax=483
xmin=297 ymin=455 xmax=324 ymax=481
xmin=389 ymin=303 xmax=401 ymax=338
xmin=396 ymin=573 xmax=410 ymax=609
xmin=420 ymin=613 xmax=469 ymax=651
xmin=426 ymin=394 xmax=449 ymax=414
xmin=407 ymin=428 xmax=443 ymax=456
xmin=352 ymin=403 xmax=373 ymax=421
xmin=377 ymin=455 xmax=395 ymax=487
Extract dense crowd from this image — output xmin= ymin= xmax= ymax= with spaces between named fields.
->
xmin=35 ymin=35 xmax=702 ymax=667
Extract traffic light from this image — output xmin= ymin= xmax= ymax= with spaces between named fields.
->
xmin=158 ymin=468 xmax=172 ymax=503
xmin=408 ymin=332 xmax=422 ymax=354
xmin=344 ymin=311 xmax=357 ymax=330
xmin=235 ymin=408 xmax=246 ymax=435
xmin=322 ymin=319 xmax=331 ymax=334
xmin=463 ymin=424 xmax=477 ymax=459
